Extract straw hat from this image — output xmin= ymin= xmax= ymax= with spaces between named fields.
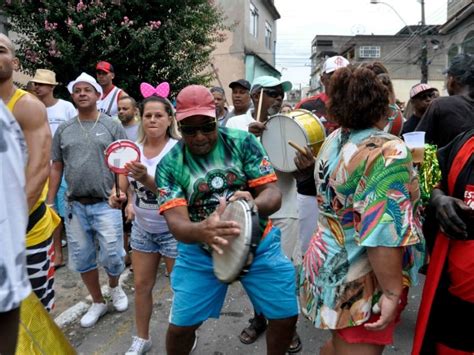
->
xmin=31 ymin=69 xmax=58 ymax=86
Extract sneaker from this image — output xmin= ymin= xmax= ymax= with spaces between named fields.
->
xmin=110 ymin=285 xmax=128 ymax=312
xmin=191 ymin=331 xmax=198 ymax=352
xmin=80 ymin=302 xmax=108 ymax=328
xmin=125 ymin=336 xmax=152 ymax=354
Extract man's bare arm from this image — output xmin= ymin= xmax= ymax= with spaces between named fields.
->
xmin=14 ymin=94 xmax=51 ymax=209
xmin=47 ymin=161 xmax=63 ymax=205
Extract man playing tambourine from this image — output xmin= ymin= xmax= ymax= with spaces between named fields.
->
xmin=155 ymin=85 xmax=298 ymax=354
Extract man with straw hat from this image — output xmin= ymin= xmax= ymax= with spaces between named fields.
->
xmin=31 ymin=69 xmax=76 ymax=136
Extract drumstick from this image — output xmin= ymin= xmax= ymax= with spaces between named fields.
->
xmin=288 ymin=140 xmax=307 ymax=155
xmin=256 ymin=87 xmax=264 ymax=122
xmin=114 ymin=158 xmax=120 ymax=198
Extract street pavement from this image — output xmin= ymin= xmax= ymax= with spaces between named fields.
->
xmin=52 ymin=256 xmax=424 ymax=355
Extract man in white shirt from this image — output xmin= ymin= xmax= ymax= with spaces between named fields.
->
xmin=96 ymin=61 xmax=127 ymax=117
xmin=32 ymin=69 xmax=76 ymax=136
xmin=32 ymin=68 xmax=76 ymax=269
xmin=117 ymin=95 xmax=139 ymax=141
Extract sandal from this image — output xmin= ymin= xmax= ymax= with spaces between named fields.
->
xmin=239 ymin=316 xmax=267 ymax=344
xmin=287 ymin=331 xmax=302 ymax=354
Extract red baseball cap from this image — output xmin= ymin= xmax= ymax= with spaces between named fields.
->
xmin=176 ymin=85 xmax=216 ymax=122
xmin=96 ymin=61 xmax=114 ymax=73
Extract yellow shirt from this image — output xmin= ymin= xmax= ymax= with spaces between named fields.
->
xmin=7 ymin=89 xmax=60 ymax=247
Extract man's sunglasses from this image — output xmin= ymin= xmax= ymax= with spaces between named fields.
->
xmin=179 ymin=120 xmax=217 ymax=136
xmin=264 ymin=89 xmax=284 ymax=98
xmin=416 ymin=91 xmax=437 ymax=100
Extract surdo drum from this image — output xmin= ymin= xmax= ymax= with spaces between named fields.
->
xmin=261 ymin=109 xmax=326 ymax=172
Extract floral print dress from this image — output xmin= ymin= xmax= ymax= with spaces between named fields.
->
xmin=298 ymin=127 xmax=425 ymax=330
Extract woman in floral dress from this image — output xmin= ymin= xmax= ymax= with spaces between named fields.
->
xmin=298 ymin=66 xmax=425 ymax=355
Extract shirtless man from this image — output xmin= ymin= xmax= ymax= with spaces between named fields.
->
xmin=0 ymin=33 xmax=59 ymax=311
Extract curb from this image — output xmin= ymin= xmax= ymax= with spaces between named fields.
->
xmin=54 ymin=269 xmax=132 ymax=328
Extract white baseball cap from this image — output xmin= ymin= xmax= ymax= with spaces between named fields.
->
xmin=67 ymin=72 xmax=103 ymax=95
xmin=322 ymin=56 xmax=350 ymax=74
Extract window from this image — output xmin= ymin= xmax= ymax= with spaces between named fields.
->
xmin=265 ymin=21 xmax=272 ymax=49
xmin=250 ymin=2 xmax=258 ymax=38
xmin=359 ymin=46 xmax=381 ymax=58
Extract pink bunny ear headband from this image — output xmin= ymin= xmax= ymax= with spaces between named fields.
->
xmin=140 ymin=82 xmax=170 ymax=98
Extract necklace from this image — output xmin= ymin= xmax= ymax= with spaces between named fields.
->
xmin=77 ymin=112 xmax=100 ymax=139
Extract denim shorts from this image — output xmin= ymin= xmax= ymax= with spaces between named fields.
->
xmin=65 ymin=201 xmax=125 ymax=276
xmin=169 ymin=226 xmax=299 ymax=326
xmin=130 ymin=222 xmax=178 ymax=258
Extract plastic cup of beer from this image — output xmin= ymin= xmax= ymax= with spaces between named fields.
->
xmin=403 ymin=131 xmax=425 ymax=163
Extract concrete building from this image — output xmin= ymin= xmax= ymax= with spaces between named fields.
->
xmin=440 ymin=0 xmax=473 ymax=63
xmin=309 ymin=27 xmax=446 ymax=103
xmin=309 ymin=0 xmax=473 ymax=103
xmin=0 ymin=13 xmax=32 ymax=86
xmin=212 ymin=0 xmax=282 ymax=101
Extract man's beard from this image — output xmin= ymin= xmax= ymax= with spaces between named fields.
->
xmin=119 ymin=115 xmax=134 ymax=124
xmin=267 ymin=105 xmax=280 ymax=116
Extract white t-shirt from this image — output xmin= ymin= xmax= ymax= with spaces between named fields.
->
xmin=129 ymin=139 xmax=178 ymax=233
xmin=224 ymin=112 xmax=298 ymax=219
xmin=124 ymin=123 xmax=139 ymax=142
xmin=46 ymin=99 xmax=76 ymax=137
xmin=226 ymin=110 xmax=255 ymax=130
xmin=0 ymin=101 xmax=31 ymax=312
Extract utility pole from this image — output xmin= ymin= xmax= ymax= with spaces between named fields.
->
xmin=420 ymin=0 xmax=428 ymax=83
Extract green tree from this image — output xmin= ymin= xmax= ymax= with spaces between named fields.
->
xmin=2 ymin=0 xmax=227 ymax=99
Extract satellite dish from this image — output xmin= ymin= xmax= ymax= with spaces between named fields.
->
xmin=351 ymin=24 xmax=366 ymax=35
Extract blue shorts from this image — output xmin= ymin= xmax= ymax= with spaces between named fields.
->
xmin=130 ymin=222 xmax=178 ymax=258
xmin=54 ymin=176 xmax=67 ymax=218
xmin=65 ymin=201 xmax=125 ymax=276
xmin=169 ymin=226 xmax=299 ymax=326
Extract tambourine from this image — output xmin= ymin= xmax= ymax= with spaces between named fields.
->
xmin=104 ymin=139 xmax=140 ymax=197
xmin=104 ymin=139 xmax=140 ymax=174
xmin=212 ymin=199 xmax=260 ymax=283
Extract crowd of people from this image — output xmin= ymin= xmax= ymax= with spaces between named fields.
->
xmin=0 ymin=26 xmax=473 ymax=355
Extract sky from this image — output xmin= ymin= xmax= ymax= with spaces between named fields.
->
xmin=274 ymin=0 xmax=448 ymax=88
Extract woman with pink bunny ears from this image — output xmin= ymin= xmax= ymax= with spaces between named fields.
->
xmin=109 ymin=82 xmax=181 ymax=354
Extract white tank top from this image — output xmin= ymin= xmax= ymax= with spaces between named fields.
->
xmin=97 ymin=86 xmax=122 ymax=117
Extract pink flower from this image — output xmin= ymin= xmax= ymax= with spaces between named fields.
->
xmin=65 ymin=17 xmax=74 ymax=27
xmin=77 ymin=24 xmax=83 ymax=30
xmin=148 ymin=20 xmax=161 ymax=30
xmin=76 ymin=0 xmax=87 ymax=12
xmin=44 ymin=20 xmax=58 ymax=31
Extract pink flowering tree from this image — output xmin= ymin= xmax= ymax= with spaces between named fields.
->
xmin=2 ymin=0 xmax=227 ymax=98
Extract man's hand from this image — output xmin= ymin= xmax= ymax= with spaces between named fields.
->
xmin=248 ymin=121 xmax=266 ymax=138
xmin=293 ymin=146 xmax=315 ymax=180
xmin=432 ymin=193 xmax=470 ymax=239
xmin=108 ymin=188 xmax=127 ymax=209
xmin=202 ymin=198 xmax=240 ymax=255
xmin=364 ymin=293 xmax=400 ymax=331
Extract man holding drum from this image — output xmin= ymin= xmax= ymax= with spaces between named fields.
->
xmin=156 ymin=85 xmax=298 ymax=355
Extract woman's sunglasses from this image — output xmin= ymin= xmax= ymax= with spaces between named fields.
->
xmin=179 ymin=120 xmax=217 ymax=136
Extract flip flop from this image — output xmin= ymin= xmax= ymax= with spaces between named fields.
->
xmin=287 ymin=331 xmax=302 ymax=353
xmin=54 ymin=263 xmax=66 ymax=270
xmin=239 ymin=317 xmax=267 ymax=345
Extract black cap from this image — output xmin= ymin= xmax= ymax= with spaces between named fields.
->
xmin=443 ymin=54 xmax=473 ymax=81
xmin=229 ymin=79 xmax=251 ymax=91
